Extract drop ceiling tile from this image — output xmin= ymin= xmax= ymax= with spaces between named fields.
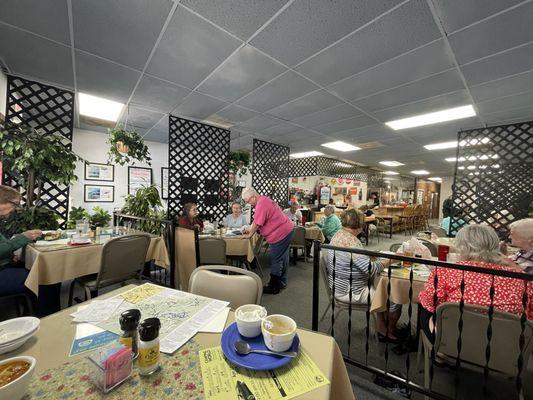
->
xmin=295 ymin=0 xmax=441 ymax=86
xmin=477 ymin=90 xmax=533 ymax=115
xmin=398 ymin=117 xmax=481 ymax=139
xmin=483 ymin=106 xmax=533 ymax=125
xmin=431 ymin=0 xmax=524 ymax=33
xmin=75 ymin=50 xmax=140 ymax=102
xmin=120 ymin=106 xmax=165 ymax=129
xmin=461 ymin=43 xmax=533 ymax=86
xmin=328 ymin=40 xmax=455 ymax=101
xmin=146 ymin=6 xmax=241 ymax=87
xmin=354 ymin=69 xmax=465 ymax=112
xmin=180 ymin=0 xmax=289 ymax=40
xmin=0 ymin=0 xmax=70 ymax=44
xmin=0 ymin=24 xmax=73 ymax=88
xmin=448 ymin=2 xmax=533 ymax=65
xmin=72 ymin=0 xmax=172 ymax=69
xmin=131 ymin=74 xmax=191 ymax=113
xmin=291 ymin=103 xmax=361 ymax=128
xmin=79 ymin=121 xmax=108 ymax=134
xmin=196 ymin=45 xmax=286 ymax=102
xmin=470 ymin=70 xmax=533 ymax=103
xmin=172 ymin=92 xmax=228 ymax=120
xmin=370 ymin=90 xmax=471 ymax=122
xmin=250 ymin=0 xmax=398 ymax=67
xmin=236 ymin=70 xmax=318 ymax=112
xmin=333 ymin=124 xmax=398 ymax=142
xmin=144 ymin=117 xmax=169 ymax=143
xmin=314 ymin=115 xmax=376 ymax=134
xmin=234 ymin=114 xmax=282 ymax=132
xmin=261 ymin=122 xmax=301 ymax=136
xmin=212 ymin=105 xmax=260 ymax=124
xmin=267 ymin=90 xmax=343 ymax=120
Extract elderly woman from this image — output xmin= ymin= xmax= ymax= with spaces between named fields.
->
xmin=283 ymin=201 xmax=302 ymax=225
xmin=241 ymin=187 xmax=294 ymax=294
xmin=177 ymin=202 xmax=204 ymax=231
xmin=327 ymin=209 xmax=403 ymax=342
xmin=418 ymin=224 xmax=533 ymax=340
xmin=507 ymin=218 xmax=533 ymax=273
xmin=0 ymin=185 xmax=42 ymax=296
xmin=316 ymin=205 xmax=341 ymax=243
xmin=225 ymin=202 xmax=248 ymax=229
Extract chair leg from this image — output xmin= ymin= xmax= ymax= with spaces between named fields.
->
xmin=68 ymin=281 xmax=76 ymax=307
xmin=320 ymin=302 xmax=331 ymax=322
xmin=416 ymin=334 xmax=423 ymax=372
xmin=23 ymin=295 xmax=34 ymax=316
xmin=84 ymin=286 xmax=93 ymax=302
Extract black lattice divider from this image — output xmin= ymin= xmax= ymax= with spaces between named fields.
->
xmin=167 ymin=116 xmax=230 ymax=222
xmin=289 ymin=156 xmax=358 ymax=178
xmin=3 ymin=75 xmax=74 ymax=228
xmin=289 ymin=157 xmax=318 ymax=177
xmin=451 ymin=120 xmax=533 ymax=236
xmin=252 ymin=139 xmax=290 ymax=207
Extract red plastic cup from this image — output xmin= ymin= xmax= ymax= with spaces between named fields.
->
xmin=438 ymin=245 xmax=450 ymax=261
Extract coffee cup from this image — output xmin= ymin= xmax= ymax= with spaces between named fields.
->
xmin=235 ymin=305 xmax=267 ymax=338
xmin=261 ymin=314 xmax=296 ymax=352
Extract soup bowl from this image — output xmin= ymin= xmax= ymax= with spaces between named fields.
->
xmin=0 ymin=356 xmax=36 ymax=400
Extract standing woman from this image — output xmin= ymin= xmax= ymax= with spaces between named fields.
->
xmin=241 ymin=187 xmax=294 ymax=295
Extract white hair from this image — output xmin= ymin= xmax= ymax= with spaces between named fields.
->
xmin=510 ymin=218 xmax=533 ymax=237
xmin=324 ymin=205 xmax=335 ymax=213
xmin=455 ymin=224 xmax=501 ymax=263
xmin=241 ymin=187 xmax=258 ymax=201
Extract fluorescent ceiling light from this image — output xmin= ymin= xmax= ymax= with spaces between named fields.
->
xmin=383 ymin=171 xmax=399 ymax=175
xmin=411 ymin=170 xmax=430 ymax=175
xmin=290 ymin=151 xmax=323 ymax=158
xmin=334 ymin=161 xmax=354 ymax=168
xmin=321 ymin=141 xmax=361 ymax=152
xmin=385 ymin=105 xmax=476 ymax=130
xmin=429 ymin=177 xmax=442 ymax=182
xmin=424 ymin=141 xmax=457 ymax=150
xmin=446 ymin=154 xmax=499 ymax=162
xmin=79 ymin=92 xmax=124 ymax=122
xmin=379 ymin=161 xmax=404 ymax=167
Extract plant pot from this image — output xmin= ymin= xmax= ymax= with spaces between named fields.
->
xmin=116 ymin=141 xmax=129 ymax=154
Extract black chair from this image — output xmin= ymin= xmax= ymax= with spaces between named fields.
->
xmin=0 ymin=293 xmax=34 ymax=321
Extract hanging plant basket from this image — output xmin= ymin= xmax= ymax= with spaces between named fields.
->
xmin=108 ymin=124 xmax=151 ymax=166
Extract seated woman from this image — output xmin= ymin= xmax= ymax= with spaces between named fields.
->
xmin=225 ymin=202 xmax=248 ymax=229
xmin=418 ymin=224 xmax=533 ymax=340
xmin=0 ymin=186 xmax=42 ymax=296
xmin=177 ymin=203 xmax=204 ymax=231
xmin=315 ymin=205 xmax=341 ymax=243
xmin=326 ymin=209 xmax=403 ymax=342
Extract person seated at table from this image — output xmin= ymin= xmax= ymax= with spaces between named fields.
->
xmin=225 ymin=202 xmax=248 ymax=229
xmin=315 ymin=205 xmax=341 ymax=243
xmin=440 ymin=208 xmax=466 ymax=236
xmin=326 ymin=209 xmax=403 ymax=342
xmin=506 ymin=218 xmax=533 ymax=274
xmin=359 ymin=205 xmax=374 ymax=217
xmin=177 ymin=203 xmax=204 ymax=232
xmin=283 ymin=201 xmax=302 ymax=225
xmin=418 ymin=224 xmax=533 ymax=341
xmin=0 ymin=185 xmax=42 ymax=297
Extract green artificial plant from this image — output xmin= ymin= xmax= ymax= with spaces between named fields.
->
xmin=67 ymin=206 xmax=90 ymax=229
xmin=122 ymin=185 xmax=166 ymax=234
xmin=89 ymin=206 xmax=112 ymax=228
xmin=107 ymin=124 xmax=151 ymax=166
xmin=0 ymin=207 xmax=59 ymax=239
xmin=228 ymin=149 xmax=251 ymax=177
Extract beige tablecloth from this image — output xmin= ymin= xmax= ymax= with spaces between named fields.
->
xmin=304 ymin=226 xmax=325 ymax=242
xmin=224 ymin=235 xmax=255 ymax=262
xmin=24 ymin=236 xmax=170 ymax=296
xmin=2 ymin=285 xmax=355 ymax=400
xmin=371 ymin=268 xmax=428 ymax=313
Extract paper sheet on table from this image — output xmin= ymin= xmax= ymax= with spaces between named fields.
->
xmin=119 ymin=284 xmax=164 ymax=304
xmin=70 ymin=298 xmax=124 ymax=322
xmin=35 ymin=238 xmax=71 ymax=246
xmin=69 ymin=323 xmax=118 ymax=356
xmin=199 ymin=346 xmax=330 ymax=400
xmin=199 ymin=307 xmax=230 ymax=333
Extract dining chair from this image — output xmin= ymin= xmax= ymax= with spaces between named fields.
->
xmin=68 ymin=234 xmax=151 ymax=306
xmin=419 ymin=239 xmax=438 ymax=257
xmin=290 ymin=226 xmax=307 ymax=263
xmin=0 ymin=293 xmax=34 ymax=321
xmin=389 ymin=243 xmax=402 ymax=253
xmin=198 ymin=237 xmax=227 ymax=265
xmin=430 ymin=226 xmax=448 ymax=238
xmin=399 ymin=206 xmax=414 ymax=235
xmin=188 ymin=265 xmax=262 ymax=309
xmin=417 ymin=303 xmax=533 ymax=400
xmin=250 ymin=235 xmax=265 ymax=277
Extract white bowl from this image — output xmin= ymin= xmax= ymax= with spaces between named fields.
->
xmin=0 ymin=317 xmax=40 ymax=346
xmin=261 ymin=314 xmax=297 ymax=352
xmin=235 ymin=304 xmax=267 ymax=338
xmin=0 ymin=356 xmax=36 ymax=400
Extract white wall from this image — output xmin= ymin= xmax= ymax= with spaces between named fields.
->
xmin=0 ymin=71 xmax=7 ymax=119
xmin=439 ymin=176 xmax=453 ymax=219
xmin=70 ymin=128 xmax=168 ymax=213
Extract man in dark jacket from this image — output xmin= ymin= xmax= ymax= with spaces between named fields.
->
xmin=442 ymin=196 xmax=453 ymax=218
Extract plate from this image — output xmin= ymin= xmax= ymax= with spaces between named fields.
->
xmin=0 ymin=317 xmax=40 ymax=347
xmin=221 ymin=322 xmax=299 ymax=371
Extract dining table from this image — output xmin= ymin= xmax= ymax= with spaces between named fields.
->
xmin=2 ymin=285 xmax=356 ymax=400
xmin=198 ymin=232 xmax=256 ymax=263
xmin=24 ymin=231 xmax=170 ymax=296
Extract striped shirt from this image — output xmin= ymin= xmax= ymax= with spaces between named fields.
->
xmin=326 ymin=229 xmax=383 ymax=297
xmin=513 ymin=250 xmax=533 ymax=274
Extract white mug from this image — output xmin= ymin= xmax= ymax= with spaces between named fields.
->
xmin=261 ymin=314 xmax=297 ymax=352
xmin=235 ymin=305 xmax=267 ymax=338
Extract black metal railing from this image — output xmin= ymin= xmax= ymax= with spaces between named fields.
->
xmin=113 ymin=212 xmax=175 ymax=288
xmin=312 ymin=241 xmax=533 ymax=400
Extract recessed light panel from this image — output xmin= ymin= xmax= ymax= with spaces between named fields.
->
xmin=411 ymin=170 xmax=430 ymax=175
xmin=383 ymin=171 xmax=400 ymax=175
xmin=424 ymin=141 xmax=458 ymax=150
xmin=429 ymin=177 xmax=442 ymax=182
xmin=379 ymin=161 xmax=404 ymax=167
xmin=321 ymin=141 xmax=361 ymax=152
xmin=79 ymin=92 xmax=124 ymax=122
xmin=290 ymin=151 xmax=324 ymax=158
xmin=385 ymin=105 xmax=476 ymax=130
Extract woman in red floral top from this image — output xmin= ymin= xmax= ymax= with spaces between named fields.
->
xmin=418 ymin=224 xmax=533 ymax=339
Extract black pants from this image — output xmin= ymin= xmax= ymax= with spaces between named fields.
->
xmin=419 ymin=306 xmax=435 ymax=342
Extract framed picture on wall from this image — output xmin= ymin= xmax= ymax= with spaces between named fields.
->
xmin=84 ymin=184 xmax=114 ymax=202
xmin=84 ymin=162 xmax=114 ymax=182
xmin=161 ymin=167 xmax=169 ymax=200
xmin=128 ymin=166 xmax=152 ymax=195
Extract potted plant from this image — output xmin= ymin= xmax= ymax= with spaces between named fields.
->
xmin=67 ymin=206 xmax=90 ymax=229
xmin=122 ymin=185 xmax=166 ymax=234
xmin=107 ymin=124 xmax=151 ymax=166
xmin=89 ymin=206 xmax=112 ymax=229
xmin=0 ymin=122 xmax=84 ymax=229
xmin=228 ymin=149 xmax=250 ymax=177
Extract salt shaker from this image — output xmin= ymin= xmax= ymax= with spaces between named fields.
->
xmin=138 ymin=318 xmax=161 ymax=375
